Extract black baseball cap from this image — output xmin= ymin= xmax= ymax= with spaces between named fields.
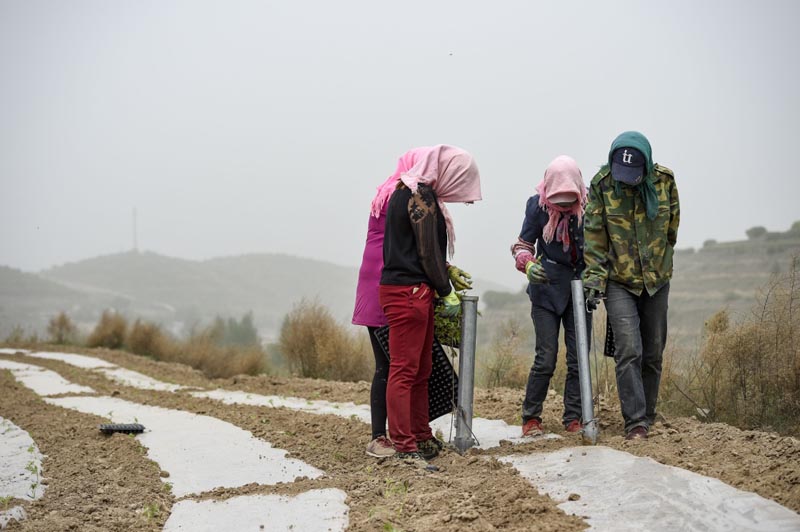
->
xmin=611 ymin=147 xmax=645 ymax=186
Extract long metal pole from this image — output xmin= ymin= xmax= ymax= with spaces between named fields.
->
xmin=454 ymin=295 xmax=478 ymax=453
xmin=571 ymin=280 xmax=599 ymax=445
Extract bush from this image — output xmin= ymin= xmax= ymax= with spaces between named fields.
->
xmin=127 ymin=320 xmax=172 ymax=358
xmin=480 ymin=319 xmax=529 ymax=389
xmin=47 ymin=312 xmax=78 ymax=345
xmin=666 ymin=256 xmax=800 ymax=435
xmin=279 ymin=299 xmax=371 ymax=382
xmin=746 ymin=226 xmax=767 ymax=240
xmin=87 ymin=311 xmax=128 ymax=349
xmin=176 ymin=330 xmax=266 ymax=379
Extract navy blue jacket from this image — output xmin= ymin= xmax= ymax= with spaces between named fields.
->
xmin=516 ymin=195 xmax=586 ymax=315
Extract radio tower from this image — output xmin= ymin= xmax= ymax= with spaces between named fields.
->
xmin=132 ymin=207 xmax=139 ymax=252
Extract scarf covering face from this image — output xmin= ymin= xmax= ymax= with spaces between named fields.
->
xmin=370 ymin=147 xmax=431 ymax=218
xmin=607 ymin=131 xmax=659 ymax=220
xmin=399 ymin=144 xmax=482 ymax=257
xmin=536 ymin=155 xmax=586 ymax=252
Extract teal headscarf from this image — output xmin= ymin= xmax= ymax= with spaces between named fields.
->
xmin=607 ymin=131 xmax=659 ymax=220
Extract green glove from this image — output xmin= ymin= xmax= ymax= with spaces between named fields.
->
xmin=447 ymin=265 xmax=473 ymax=291
xmin=525 ymin=260 xmax=548 ymax=284
xmin=585 ymin=287 xmax=602 ymax=312
xmin=440 ymin=290 xmax=461 ymax=317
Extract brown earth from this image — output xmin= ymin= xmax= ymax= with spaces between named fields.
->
xmin=1 ymin=346 xmax=799 ymax=531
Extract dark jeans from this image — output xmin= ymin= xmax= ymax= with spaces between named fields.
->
xmin=522 ymin=301 xmax=588 ymax=426
xmin=605 ymin=281 xmax=670 ymax=433
xmin=367 ymin=326 xmax=389 ymax=440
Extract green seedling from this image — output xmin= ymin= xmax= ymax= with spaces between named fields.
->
xmin=163 ymin=482 xmax=173 ymax=494
xmin=0 ymin=495 xmax=13 ymax=509
xmin=143 ymin=502 xmax=160 ymax=519
xmin=383 ymin=478 xmax=409 ymax=498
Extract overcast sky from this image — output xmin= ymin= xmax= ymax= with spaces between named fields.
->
xmin=1 ymin=0 xmax=798 ymax=291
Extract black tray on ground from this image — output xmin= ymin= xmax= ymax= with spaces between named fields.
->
xmin=374 ymin=325 xmax=458 ymax=421
xmin=99 ymin=423 xmax=145 ymax=434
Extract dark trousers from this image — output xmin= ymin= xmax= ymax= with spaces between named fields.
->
xmin=367 ymin=326 xmax=389 ymax=440
xmin=522 ymin=300 xmax=587 ymax=426
xmin=379 ymin=283 xmax=435 ymax=453
xmin=605 ymin=281 xmax=670 ymax=433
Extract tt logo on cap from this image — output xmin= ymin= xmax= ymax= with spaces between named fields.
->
xmin=622 ymin=149 xmax=633 ymax=164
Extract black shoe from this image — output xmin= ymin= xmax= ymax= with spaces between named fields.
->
xmin=417 ymin=437 xmax=444 ymax=460
xmin=395 ymin=451 xmax=438 ymax=471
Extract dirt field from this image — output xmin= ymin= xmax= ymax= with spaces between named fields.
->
xmin=1 ymin=347 xmax=799 ymax=531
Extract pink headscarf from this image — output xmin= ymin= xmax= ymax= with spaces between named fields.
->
xmin=535 ymin=155 xmax=586 ymax=252
xmin=400 ymin=145 xmax=482 ymax=257
xmin=370 ymin=147 xmax=430 ymax=218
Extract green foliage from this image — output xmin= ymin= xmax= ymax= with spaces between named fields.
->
xmin=209 ymin=311 xmax=260 ymax=347
xmin=746 ymin=226 xmax=767 ymax=240
xmin=47 ymin=311 xmax=78 ymax=344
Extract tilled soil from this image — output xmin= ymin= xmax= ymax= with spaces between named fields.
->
xmin=1 ymin=347 xmax=799 ymax=531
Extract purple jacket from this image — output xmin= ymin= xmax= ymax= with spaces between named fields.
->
xmin=352 ymin=211 xmax=389 ymax=327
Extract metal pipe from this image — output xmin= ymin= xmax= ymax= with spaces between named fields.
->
xmin=571 ymin=280 xmax=599 ymax=445
xmin=454 ymin=295 xmax=478 ymax=453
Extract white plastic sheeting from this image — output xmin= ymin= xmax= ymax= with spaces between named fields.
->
xmin=163 ymin=489 xmax=349 ymax=532
xmin=0 ymin=417 xmax=45 ymax=530
xmin=191 ymin=389 xmax=372 ymax=423
xmin=192 ymin=389 xmax=555 ymax=449
xmin=501 ymin=446 xmax=800 ymax=531
xmin=0 ymin=359 xmax=94 ymax=396
xmin=94 ymin=367 xmax=187 ymax=392
xmin=430 ymin=415 xmax=560 ymax=449
xmin=23 ymin=351 xmax=116 ymax=369
xmin=0 ymin=348 xmax=29 ymax=355
xmin=45 ymin=396 xmax=323 ymax=497
xmin=19 ymin=351 xmax=189 ymax=392
xmin=0 ymin=507 xmax=26 ymax=530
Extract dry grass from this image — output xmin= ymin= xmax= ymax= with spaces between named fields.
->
xmin=86 ymin=310 xmax=127 ymax=349
xmin=125 ymin=319 xmax=265 ymax=379
xmin=479 ymin=318 xmax=529 ymax=389
xmin=279 ymin=299 xmax=371 ymax=382
xmin=664 ymin=256 xmax=800 ymax=435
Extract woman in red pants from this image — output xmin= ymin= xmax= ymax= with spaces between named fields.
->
xmin=379 ymin=145 xmax=482 ymax=468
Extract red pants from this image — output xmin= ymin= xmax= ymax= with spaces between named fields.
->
xmin=379 ymin=283 xmax=435 ymax=453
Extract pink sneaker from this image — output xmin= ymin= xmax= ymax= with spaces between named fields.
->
xmin=365 ymin=435 xmax=395 ymax=458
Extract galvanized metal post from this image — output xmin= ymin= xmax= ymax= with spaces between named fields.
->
xmin=571 ymin=280 xmax=599 ymax=445
xmin=454 ymin=295 xmax=478 ymax=453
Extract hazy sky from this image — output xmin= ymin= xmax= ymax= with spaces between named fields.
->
xmin=2 ymin=0 xmax=798 ymax=291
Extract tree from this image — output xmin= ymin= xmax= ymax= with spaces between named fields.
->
xmin=47 ymin=312 xmax=77 ymax=344
xmin=746 ymin=226 xmax=767 ymax=240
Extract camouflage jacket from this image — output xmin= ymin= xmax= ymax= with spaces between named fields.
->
xmin=583 ymin=164 xmax=679 ymax=296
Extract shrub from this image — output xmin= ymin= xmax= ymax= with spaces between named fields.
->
xmin=127 ymin=320 xmax=172 ymax=359
xmin=480 ymin=319 xmax=529 ymax=389
xmin=279 ymin=299 xmax=371 ymax=382
xmin=176 ymin=330 xmax=266 ymax=379
xmin=666 ymin=256 xmax=800 ymax=435
xmin=47 ymin=312 xmax=77 ymax=345
xmin=86 ymin=310 xmax=128 ymax=349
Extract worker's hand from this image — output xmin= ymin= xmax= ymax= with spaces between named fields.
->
xmin=447 ymin=265 xmax=473 ymax=291
xmin=525 ymin=260 xmax=548 ymax=284
xmin=440 ymin=290 xmax=461 ymax=317
xmin=585 ymin=288 xmax=602 ymax=312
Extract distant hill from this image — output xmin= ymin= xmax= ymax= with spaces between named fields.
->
xmin=478 ymin=227 xmax=800 ymax=351
xmin=0 ymin=251 xmax=509 ymax=341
